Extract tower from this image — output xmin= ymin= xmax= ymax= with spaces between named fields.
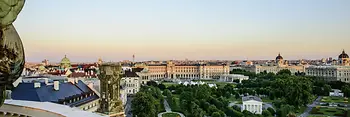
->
xmin=132 ymin=54 xmax=135 ymax=63
xmin=276 ymin=53 xmax=284 ymax=66
xmin=338 ymin=49 xmax=349 ymax=66
xmin=98 ymin=64 xmax=125 ymax=117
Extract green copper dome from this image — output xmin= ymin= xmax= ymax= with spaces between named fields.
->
xmin=60 ymin=55 xmax=71 ymax=68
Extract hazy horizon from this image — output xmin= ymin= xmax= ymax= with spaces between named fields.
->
xmin=14 ymin=0 xmax=350 ymax=62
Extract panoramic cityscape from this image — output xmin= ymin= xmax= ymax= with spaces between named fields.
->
xmin=1 ymin=0 xmax=350 ymax=117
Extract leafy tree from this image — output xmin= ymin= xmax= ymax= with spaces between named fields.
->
xmin=212 ymin=112 xmax=221 ymax=117
xmin=277 ymin=69 xmax=292 ymax=76
xmin=219 ymin=111 xmax=226 ymax=117
xmin=131 ymin=92 xmax=157 ymax=117
xmin=276 ymin=104 xmax=294 ymax=117
xmin=194 ymin=85 xmax=211 ymax=100
xmin=192 ymin=105 xmax=205 ymax=117
xmin=242 ymin=110 xmax=254 ymax=117
xmin=208 ymin=105 xmax=219 ymax=115
xmin=235 ymin=93 xmax=240 ymax=99
xmin=323 ymin=84 xmax=332 ymax=95
xmin=146 ymin=81 xmax=158 ymax=87
xmin=342 ymin=85 xmax=350 ymax=97
xmin=158 ymin=83 xmax=166 ymax=90
xmin=267 ymin=107 xmax=276 ymax=116
xmin=163 ymin=89 xmax=172 ymax=97
xmin=286 ymin=112 xmax=297 ymax=117
xmin=262 ymin=110 xmax=272 ymax=117
xmin=225 ymin=108 xmax=244 ymax=117
xmin=232 ymin=105 xmax=241 ymax=111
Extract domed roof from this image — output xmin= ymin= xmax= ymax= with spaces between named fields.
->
xmin=276 ymin=53 xmax=283 ymax=60
xmin=61 ymin=55 xmax=71 ymax=64
xmin=339 ymin=50 xmax=349 ymax=59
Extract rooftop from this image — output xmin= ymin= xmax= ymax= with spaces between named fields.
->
xmin=2 ymin=100 xmax=107 ymax=117
xmin=242 ymin=96 xmax=262 ymax=102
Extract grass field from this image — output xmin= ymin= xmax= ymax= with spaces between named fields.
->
xmin=163 ymin=82 xmax=178 ymax=88
xmin=310 ymin=107 xmax=346 ymax=116
xmin=321 ymin=96 xmax=348 ymax=104
xmin=162 ymin=112 xmax=181 ymax=117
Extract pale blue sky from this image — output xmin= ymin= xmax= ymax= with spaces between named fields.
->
xmin=13 ymin=0 xmax=350 ymax=62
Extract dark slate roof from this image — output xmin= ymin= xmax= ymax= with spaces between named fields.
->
xmin=12 ymin=81 xmax=97 ymax=106
xmin=132 ymin=68 xmax=144 ymax=72
xmin=242 ymin=96 xmax=262 ymax=102
xmin=76 ymin=80 xmax=91 ymax=93
xmin=68 ymin=95 xmax=99 ymax=107
xmin=123 ymin=70 xmax=139 ymax=77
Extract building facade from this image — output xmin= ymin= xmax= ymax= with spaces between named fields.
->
xmin=306 ymin=50 xmax=350 ymax=83
xmin=136 ymin=61 xmax=230 ymax=81
xmin=242 ymin=96 xmax=263 ymax=114
xmin=11 ymin=79 xmax=100 ymax=112
xmin=0 ymin=100 xmax=107 ymax=117
xmin=306 ymin=66 xmax=350 ymax=83
xmin=242 ymin=53 xmax=305 ymax=74
xmin=121 ymin=69 xmax=140 ymax=95
xmin=219 ymin=74 xmax=249 ymax=83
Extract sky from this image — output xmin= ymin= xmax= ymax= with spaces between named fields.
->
xmin=13 ymin=0 xmax=350 ymax=62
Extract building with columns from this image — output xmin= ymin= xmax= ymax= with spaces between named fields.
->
xmin=306 ymin=50 xmax=350 ymax=83
xmin=242 ymin=53 xmax=306 ymax=74
xmin=134 ymin=61 xmax=230 ymax=81
xmin=242 ymin=96 xmax=263 ymax=114
xmin=219 ymin=74 xmax=249 ymax=83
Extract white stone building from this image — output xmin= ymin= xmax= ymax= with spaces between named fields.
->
xmin=219 ymin=74 xmax=249 ymax=83
xmin=121 ymin=69 xmax=141 ymax=95
xmin=242 ymin=96 xmax=263 ymax=114
xmin=242 ymin=53 xmax=305 ymax=74
xmin=305 ymin=50 xmax=350 ymax=83
xmin=329 ymin=89 xmax=344 ymax=97
xmin=134 ymin=61 xmax=230 ymax=80
xmin=306 ymin=66 xmax=350 ymax=82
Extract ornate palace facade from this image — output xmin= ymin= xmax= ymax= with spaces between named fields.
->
xmin=306 ymin=50 xmax=350 ymax=83
xmin=242 ymin=53 xmax=306 ymax=74
xmin=134 ymin=61 xmax=230 ymax=84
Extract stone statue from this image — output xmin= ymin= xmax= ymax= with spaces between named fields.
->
xmin=0 ymin=0 xmax=26 ymax=106
xmin=98 ymin=64 xmax=125 ymax=117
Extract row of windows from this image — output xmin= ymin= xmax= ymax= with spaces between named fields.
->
xmin=82 ymin=102 xmax=98 ymax=111
xmin=307 ymin=70 xmax=350 ymax=77
xmin=141 ymin=76 xmax=149 ymax=80
xmin=126 ymin=83 xmax=137 ymax=87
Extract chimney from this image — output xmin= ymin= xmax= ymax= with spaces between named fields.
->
xmin=68 ymin=78 xmax=75 ymax=84
xmin=34 ymin=82 xmax=41 ymax=88
xmin=44 ymin=78 xmax=48 ymax=85
xmin=54 ymin=81 xmax=59 ymax=91
xmin=75 ymin=78 xmax=79 ymax=84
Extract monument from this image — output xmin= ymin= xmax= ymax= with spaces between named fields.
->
xmin=98 ymin=63 xmax=125 ymax=117
xmin=0 ymin=0 xmax=26 ymax=106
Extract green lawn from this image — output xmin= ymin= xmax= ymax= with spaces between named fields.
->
xmin=310 ymin=107 xmax=346 ymax=116
xmin=321 ymin=96 xmax=348 ymax=104
xmin=163 ymin=82 xmax=178 ymax=88
xmin=162 ymin=112 xmax=181 ymax=117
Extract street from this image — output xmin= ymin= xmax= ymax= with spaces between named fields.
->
xmin=125 ymin=96 xmax=133 ymax=117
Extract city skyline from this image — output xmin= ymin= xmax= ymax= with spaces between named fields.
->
xmin=13 ymin=0 xmax=350 ymax=62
